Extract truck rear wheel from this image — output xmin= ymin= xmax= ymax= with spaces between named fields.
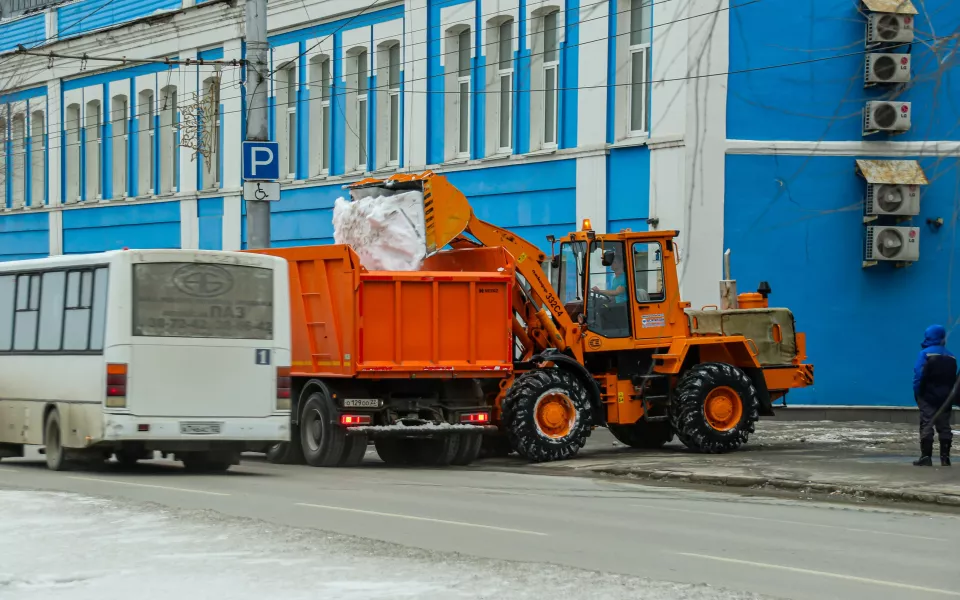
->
xmin=452 ymin=432 xmax=483 ymax=465
xmin=502 ymin=369 xmax=593 ymax=463
xmin=339 ymin=434 xmax=369 ymax=467
xmin=608 ymin=420 xmax=674 ymax=449
xmin=266 ymin=418 xmax=306 ymax=465
xmin=300 ymin=392 xmax=350 ymax=467
xmin=375 ymin=438 xmax=418 ymax=465
xmin=415 ymin=436 xmax=461 ymax=467
xmin=671 ymin=362 xmax=759 ymax=453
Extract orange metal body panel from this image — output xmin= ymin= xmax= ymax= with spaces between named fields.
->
xmin=247 ymin=245 xmax=515 ymax=379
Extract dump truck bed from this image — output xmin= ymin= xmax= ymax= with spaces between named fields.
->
xmin=250 ymin=245 xmax=515 ymax=379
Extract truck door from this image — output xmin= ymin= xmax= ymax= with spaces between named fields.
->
xmin=629 ymin=241 xmax=671 ymax=340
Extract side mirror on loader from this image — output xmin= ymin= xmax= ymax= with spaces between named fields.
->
xmin=602 ymin=249 xmax=616 ymax=267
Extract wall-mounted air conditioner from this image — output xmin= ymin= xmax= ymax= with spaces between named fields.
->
xmin=865 ymin=225 xmax=920 ymax=263
xmin=865 ymin=53 xmax=911 ymax=84
xmin=867 ymin=12 xmax=915 ymax=44
xmin=863 ymin=101 xmax=911 ymax=134
xmin=865 ymin=183 xmax=920 ymax=217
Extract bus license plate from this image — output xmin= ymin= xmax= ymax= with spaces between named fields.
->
xmin=342 ymin=398 xmax=380 ymax=408
xmin=180 ymin=422 xmax=222 ymax=435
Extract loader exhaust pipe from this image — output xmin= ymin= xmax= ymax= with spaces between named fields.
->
xmin=720 ymin=249 xmax=738 ymax=310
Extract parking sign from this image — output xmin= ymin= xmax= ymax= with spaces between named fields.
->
xmin=242 ymin=141 xmax=280 ymax=181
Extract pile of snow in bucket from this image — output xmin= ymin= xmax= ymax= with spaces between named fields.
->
xmin=332 ymin=190 xmax=427 ymax=271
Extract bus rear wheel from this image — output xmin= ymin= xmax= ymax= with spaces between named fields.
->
xmin=44 ymin=410 xmax=69 ymax=471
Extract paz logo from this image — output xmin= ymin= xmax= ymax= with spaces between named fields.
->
xmin=172 ymin=265 xmax=234 ymax=298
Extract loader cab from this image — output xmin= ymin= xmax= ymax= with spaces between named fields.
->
xmin=552 ymin=226 xmax=680 ymax=348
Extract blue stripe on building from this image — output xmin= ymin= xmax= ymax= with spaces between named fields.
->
xmin=62 ymin=201 xmax=181 ymax=253
xmin=0 ymin=212 xmax=48 ymax=261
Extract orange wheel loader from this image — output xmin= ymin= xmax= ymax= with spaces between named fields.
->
xmin=249 ymin=171 xmax=814 ymax=465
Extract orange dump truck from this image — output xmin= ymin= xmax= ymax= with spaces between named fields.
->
xmin=248 ymin=243 xmax=515 ymax=467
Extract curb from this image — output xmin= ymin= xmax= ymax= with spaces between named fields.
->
xmin=590 ymin=467 xmax=960 ymax=508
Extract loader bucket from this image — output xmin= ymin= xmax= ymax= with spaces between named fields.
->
xmin=347 ymin=172 xmax=472 ymax=256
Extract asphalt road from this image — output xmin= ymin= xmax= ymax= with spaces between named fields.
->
xmin=1 ymin=447 xmax=957 ymax=600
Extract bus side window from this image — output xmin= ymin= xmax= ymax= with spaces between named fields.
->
xmin=0 ymin=276 xmax=13 ymax=351
xmin=64 ymin=270 xmax=93 ymax=351
xmin=38 ymin=271 xmax=66 ymax=351
xmin=89 ymin=268 xmax=109 ymax=350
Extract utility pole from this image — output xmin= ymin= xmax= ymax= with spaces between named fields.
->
xmin=244 ymin=0 xmax=270 ymax=249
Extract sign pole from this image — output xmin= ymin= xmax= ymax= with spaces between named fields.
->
xmin=244 ymin=0 xmax=270 ymax=249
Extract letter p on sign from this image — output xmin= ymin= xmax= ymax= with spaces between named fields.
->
xmin=242 ymin=141 xmax=280 ymax=181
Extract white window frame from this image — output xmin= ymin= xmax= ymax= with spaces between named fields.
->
xmin=276 ymin=64 xmax=297 ymax=180
xmin=64 ymin=104 xmax=80 ymax=204
xmin=138 ymin=90 xmax=155 ymax=196
xmin=541 ymin=10 xmax=559 ymax=150
xmin=497 ymin=19 xmax=514 ymax=154
xmin=85 ymin=100 xmax=102 ymax=201
xmin=201 ymin=77 xmax=220 ymax=190
xmin=11 ymin=112 xmax=25 ymax=208
xmin=29 ymin=109 xmax=43 ymax=207
xmin=386 ymin=42 xmax=401 ymax=167
xmin=159 ymin=86 xmax=178 ymax=195
xmin=308 ymin=55 xmax=331 ymax=177
xmin=627 ymin=0 xmax=650 ymax=136
xmin=356 ymin=49 xmax=369 ymax=171
xmin=0 ymin=114 xmax=6 ymax=208
xmin=456 ymin=28 xmax=471 ymax=159
xmin=111 ymin=95 xmax=128 ymax=198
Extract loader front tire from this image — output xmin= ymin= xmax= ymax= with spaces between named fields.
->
xmin=502 ymin=368 xmax=593 ymax=463
xmin=671 ymin=362 xmax=759 ymax=454
xmin=608 ymin=420 xmax=675 ymax=449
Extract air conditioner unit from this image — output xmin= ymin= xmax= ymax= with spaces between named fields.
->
xmin=867 ymin=12 xmax=915 ymax=44
xmin=863 ymin=101 xmax=911 ymax=134
xmin=865 ymin=226 xmax=920 ymax=262
xmin=865 ymin=53 xmax=911 ymax=84
xmin=865 ymin=183 xmax=920 ymax=216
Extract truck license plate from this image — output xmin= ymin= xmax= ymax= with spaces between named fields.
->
xmin=180 ymin=422 xmax=222 ymax=435
xmin=342 ymin=398 xmax=380 ymax=408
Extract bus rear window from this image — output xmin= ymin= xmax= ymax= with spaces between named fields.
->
xmin=132 ymin=263 xmax=274 ymax=340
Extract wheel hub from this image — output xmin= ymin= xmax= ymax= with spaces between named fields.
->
xmin=534 ymin=392 xmax=576 ymax=439
xmin=704 ymin=386 xmax=743 ymax=432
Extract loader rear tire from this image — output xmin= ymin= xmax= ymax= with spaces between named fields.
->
xmin=300 ymin=392 xmax=349 ymax=467
xmin=375 ymin=438 xmax=418 ymax=466
xmin=608 ymin=420 xmax=675 ymax=449
xmin=671 ymin=362 xmax=759 ymax=454
xmin=502 ymin=368 xmax=593 ymax=463
xmin=452 ymin=432 xmax=483 ymax=465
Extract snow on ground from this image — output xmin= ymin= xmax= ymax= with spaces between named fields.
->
xmin=0 ymin=490 xmax=766 ymax=600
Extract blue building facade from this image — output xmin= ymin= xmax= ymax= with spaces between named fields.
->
xmin=0 ymin=0 xmax=954 ymax=406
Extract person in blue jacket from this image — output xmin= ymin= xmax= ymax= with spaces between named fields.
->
xmin=912 ymin=325 xmax=957 ymax=466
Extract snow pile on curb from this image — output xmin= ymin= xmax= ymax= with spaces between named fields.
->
xmin=333 ymin=191 xmax=427 ymax=271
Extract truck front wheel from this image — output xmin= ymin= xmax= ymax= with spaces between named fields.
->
xmin=502 ymin=369 xmax=593 ymax=463
xmin=671 ymin=362 xmax=760 ymax=453
xmin=300 ymin=392 xmax=350 ymax=467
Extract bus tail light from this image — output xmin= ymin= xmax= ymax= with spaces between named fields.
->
xmin=106 ymin=363 xmax=127 ymax=408
xmin=276 ymin=367 xmax=291 ymax=411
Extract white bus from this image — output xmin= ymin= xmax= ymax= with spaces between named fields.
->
xmin=0 ymin=249 xmax=291 ymax=472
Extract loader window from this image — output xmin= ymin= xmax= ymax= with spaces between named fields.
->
xmin=632 ymin=242 xmax=665 ymax=303
xmin=556 ymin=242 xmax=587 ymax=320
xmin=586 ymin=242 xmax=630 ymax=338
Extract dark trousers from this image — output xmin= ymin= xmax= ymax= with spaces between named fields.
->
xmin=919 ymin=400 xmax=953 ymax=444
